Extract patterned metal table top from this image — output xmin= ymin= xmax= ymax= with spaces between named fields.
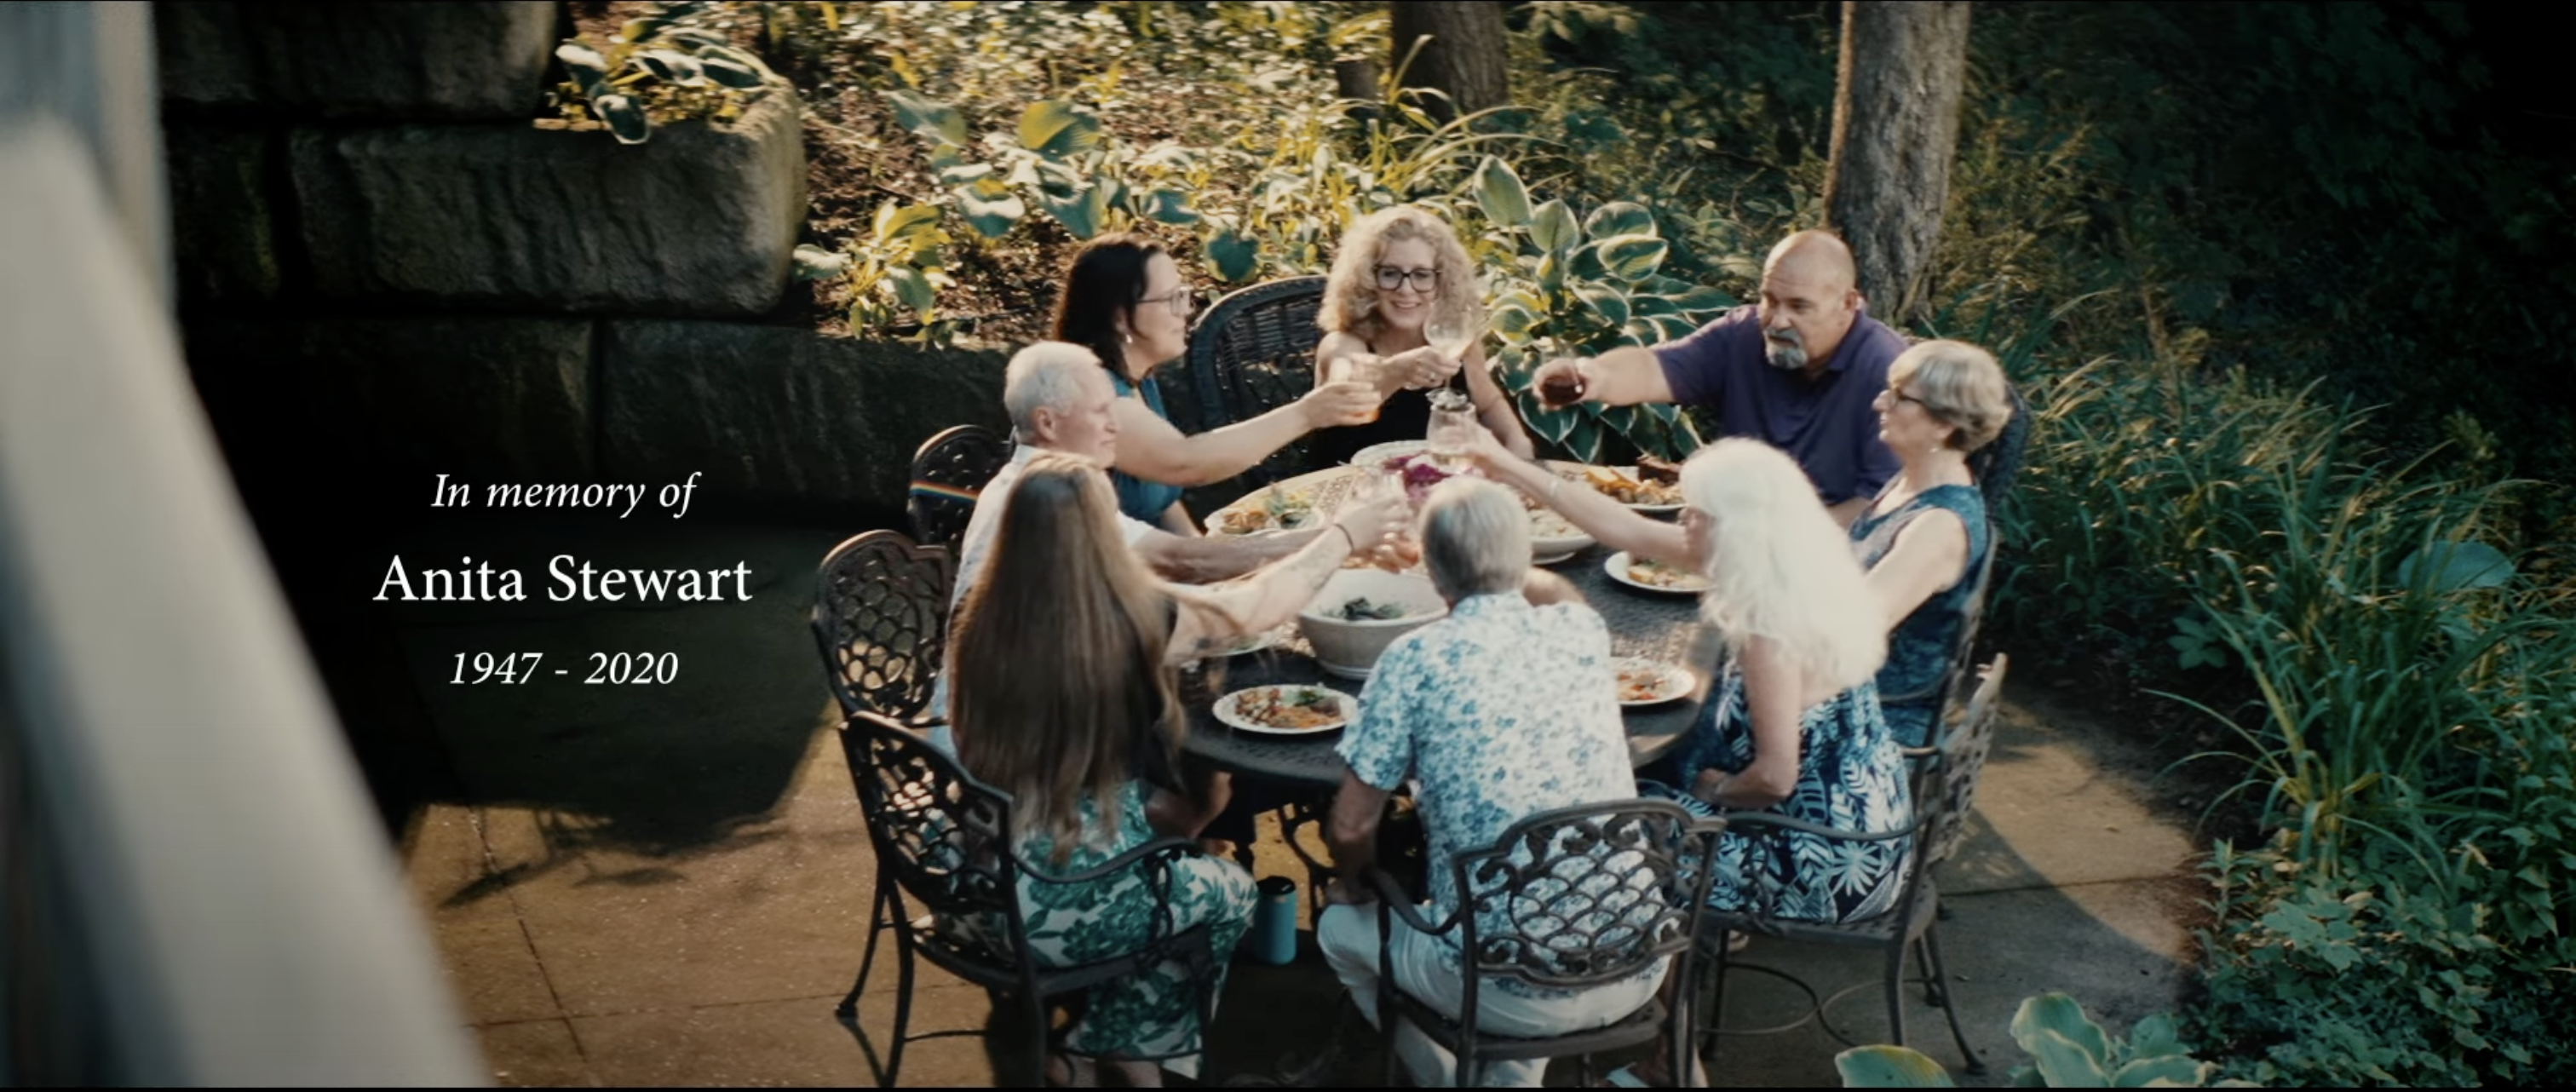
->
xmin=1185 ymin=467 xmax=1719 ymax=791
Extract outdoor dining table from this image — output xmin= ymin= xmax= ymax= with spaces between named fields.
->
xmin=1179 ymin=463 xmax=1722 ymax=792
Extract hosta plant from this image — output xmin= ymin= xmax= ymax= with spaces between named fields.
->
xmin=1835 ymin=992 xmax=2253 ymax=1087
xmin=552 ymin=3 xmax=788 ymax=145
xmin=794 ymin=200 xmax=951 ymax=340
xmin=879 ymin=91 xmax=1231 ymax=260
xmin=1466 ymin=157 xmax=1734 ymax=463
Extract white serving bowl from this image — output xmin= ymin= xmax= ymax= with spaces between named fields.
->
xmin=1297 ymin=569 xmax=1450 ymax=678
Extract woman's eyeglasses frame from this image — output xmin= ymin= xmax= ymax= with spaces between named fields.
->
xmin=1373 ymin=266 xmax=1440 ymax=292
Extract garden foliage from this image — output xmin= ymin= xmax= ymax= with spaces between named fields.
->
xmin=551 ymin=1 xmax=788 ymax=143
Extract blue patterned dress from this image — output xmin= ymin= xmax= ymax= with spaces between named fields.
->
xmin=1849 ymin=483 xmax=1988 ymax=747
xmin=1650 ymin=670 xmax=1912 ymax=922
xmin=989 ymin=781 xmax=1254 ymax=1078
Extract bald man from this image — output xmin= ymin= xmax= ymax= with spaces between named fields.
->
xmin=1532 ymin=230 xmax=1904 ymax=526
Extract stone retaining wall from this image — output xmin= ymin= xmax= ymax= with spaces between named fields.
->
xmin=158 ymin=0 xmax=995 ymax=518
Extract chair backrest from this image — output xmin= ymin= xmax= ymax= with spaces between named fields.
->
xmin=1185 ymin=276 xmax=1330 ymax=486
xmin=1451 ymin=799 xmax=1723 ymax=990
xmin=837 ymin=712 xmax=1202 ymax=981
xmin=1968 ymin=382 xmax=2031 ymax=520
xmin=838 ymin=712 xmax=1028 ymax=935
xmin=811 ymin=530 xmax=955 ymax=723
xmin=1926 ymin=654 xmax=2008 ymax=865
xmin=907 ymin=424 xmax=1013 ymax=554
xmin=1716 ymin=745 xmax=1950 ymax=932
xmin=1892 ymin=539 xmax=2001 ymax=719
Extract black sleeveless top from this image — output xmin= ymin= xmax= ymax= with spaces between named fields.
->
xmin=1307 ymin=388 xmax=1435 ymax=467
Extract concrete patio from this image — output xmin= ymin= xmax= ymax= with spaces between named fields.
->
xmin=379 ymin=518 xmax=2208 ymax=1086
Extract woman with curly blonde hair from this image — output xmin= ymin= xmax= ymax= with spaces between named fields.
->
xmin=1311 ymin=205 xmax=1534 ymax=465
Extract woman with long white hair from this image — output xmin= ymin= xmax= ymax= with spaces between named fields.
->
xmin=1464 ymin=435 xmax=1911 ymax=919
xmin=1469 ymin=435 xmax=1912 ymax=1087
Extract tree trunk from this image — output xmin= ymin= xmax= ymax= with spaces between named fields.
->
xmin=1389 ymin=1 xmax=1509 ymax=124
xmin=1821 ymin=1 xmax=1972 ymax=327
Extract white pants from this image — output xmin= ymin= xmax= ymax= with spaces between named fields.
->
xmin=1317 ymin=903 xmax=1665 ymax=1087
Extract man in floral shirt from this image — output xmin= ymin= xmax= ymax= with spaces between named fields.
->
xmin=1318 ymin=479 xmax=1660 ymax=1087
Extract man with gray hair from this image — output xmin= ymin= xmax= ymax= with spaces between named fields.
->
xmin=1318 ymin=478 xmax=1654 ymax=1087
xmin=929 ymin=342 xmax=1318 ymax=722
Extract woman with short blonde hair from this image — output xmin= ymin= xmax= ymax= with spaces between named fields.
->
xmin=1851 ymin=338 xmax=2015 ymax=745
xmin=1311 ymin=205 xmax=1534 ymax=465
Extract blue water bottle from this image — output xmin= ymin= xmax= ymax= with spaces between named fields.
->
xmin=1251 ymin=876 xmax=1300 ymax=965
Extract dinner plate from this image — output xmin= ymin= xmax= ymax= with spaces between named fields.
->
xmin=1350 ymin=440 xmax=1431 ymax=468
xmin=1603 ymin=550 xmax=1711 ymax=595
xmin=1531 ymin=549 xmax=1578 ymax=566
xmin=1219 ymin=626 xmax=1288 ymax=657
xmin=1213 ymin=685 xmax=1359 ymax=735
xmin=1553 ymin=464 xmax=1685 ymax=514
xmin=1613 ymin=657 xmax=1694 ymax=707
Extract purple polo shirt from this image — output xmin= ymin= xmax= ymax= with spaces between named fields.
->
xmin=1654 ymin=304 xmax=1903 ymax=505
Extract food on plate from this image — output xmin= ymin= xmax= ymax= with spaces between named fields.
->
xmin=1582 ymin=465 xmax=1685 ymax=506
xmin=1627 ymin=558 xmax=1711 ymax=590
xmin=1334 ymin=596 xmax=1412 ymax=621
xmin=1215 ymin=486 xmax=1315 ymax=534
xmin=1618 ymin=662 xmax=1682 ymax=704
xmin=1233 ymin=687 xmax=1347 ymax=730
xmin=1382 ymin=452 xmax=1479 ymax=503
xmin=1528 ymin=506 xmax=1584 ymax=539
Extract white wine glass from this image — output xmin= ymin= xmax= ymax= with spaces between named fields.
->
xmin=1423 ymin=317 xmax=1482 ymax=395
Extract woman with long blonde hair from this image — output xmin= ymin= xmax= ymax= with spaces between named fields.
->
xmin=948 ymin=454 xmax=1407 ymax=1088
xmin=1310 ymin=205 xmax=1535 ymax=465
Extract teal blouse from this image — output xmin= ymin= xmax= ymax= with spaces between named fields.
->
xmin=1107 ymin=370 xmax=1187 ymax=525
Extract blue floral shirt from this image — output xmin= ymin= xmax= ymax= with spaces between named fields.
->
xmin=1339 ymin=594 xmax=1652 ymax=997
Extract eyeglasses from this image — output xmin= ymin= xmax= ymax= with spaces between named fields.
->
xmin=1375 ymin=266 xmax=1440 ymax=292
xmin=1137 ymin=290 xmax=1195 ymax=318
xmin=1885 ymin=385 xmax=1929 ymax=409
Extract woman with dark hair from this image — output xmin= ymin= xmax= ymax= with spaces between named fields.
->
xmin=948 ymin=454 xmax=1406 ymax=1087
xmin=1053 ymin=233 xmax=1383 ymax=530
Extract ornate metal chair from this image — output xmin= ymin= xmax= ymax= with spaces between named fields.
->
xmin=1694 ymin=750 xmax=1985 ymax=1074
xmin=1366 ymin=799 xmax=1725 ymax=1087
xmin=810 ymin=530 xmax=952 ymax=725
xmin=1183 ymin=275 xmax=1330 ymax=486
xmin=906 ymin=423 xmax=1013 ymax=554
xmin=835 ymin=712 xmax=1222 ymax=1087
xmin=1923 ymin=654 xmax=2009 ymax=867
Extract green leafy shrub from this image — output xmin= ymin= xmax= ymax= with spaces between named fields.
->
xmin=2193 ymin=822 xmax=2576 ymax=1084
xmin=552 ymin=2 xmax=788 ymax=144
